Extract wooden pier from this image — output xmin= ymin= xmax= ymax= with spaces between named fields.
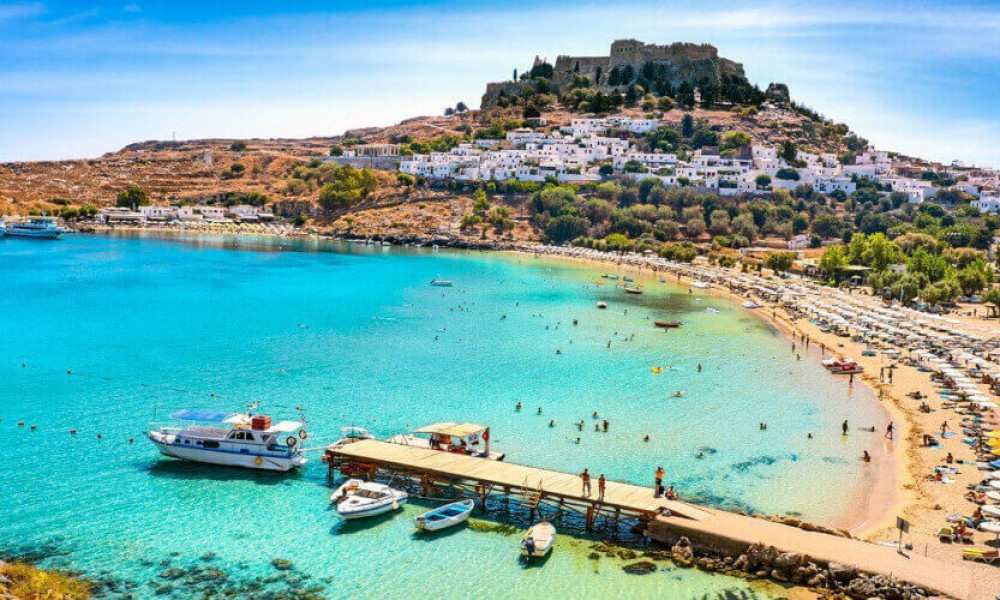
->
xmin=325 ymin=440 xmax=994 ymax=600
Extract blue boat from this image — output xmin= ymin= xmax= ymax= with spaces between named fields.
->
xmin=414 ymin=499 xmax=475 ymax=532
xmin=3 ymin=218 xmax=63 ymax=239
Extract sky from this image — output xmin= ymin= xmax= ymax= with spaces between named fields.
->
xmin=2 ymin=0 xmax=1000 ymax=165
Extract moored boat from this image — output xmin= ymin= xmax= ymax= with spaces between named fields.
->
xmin=328 ymin=426 xmax=375 ymax=451
xmin=655 ymin=320 xmax=681 ymax=328
xmin=389 ymin=422 xmax=504 ymax=460
xmin=430 ymin=278 xmax=454 ymax=287
xmin=3 ymin=217 xmax=63 ymax=239
xmin=414 ymin=499 xmax=475 ymax=532
xmin=520 ymin=522 xmax=556 ymax=559
xmin=146 ymin=403 xmax=308 ymax=472
xmin=596 ymin=301 xmax=607 ymax=309
xmin=624 ymin=287 xmax=642 ymax=295
xmin=335 ymin=481 xmax=408 ymax=519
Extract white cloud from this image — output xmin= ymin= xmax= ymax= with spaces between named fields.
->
xmin=0 ymin=2 xmax=44 ymax=21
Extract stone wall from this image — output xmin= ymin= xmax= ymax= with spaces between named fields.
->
xmin=482 ymin=39 xmax=747 ymax=108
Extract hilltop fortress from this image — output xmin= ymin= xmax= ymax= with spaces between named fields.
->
xmin=482 ymin=39 xmax=747 ymax=107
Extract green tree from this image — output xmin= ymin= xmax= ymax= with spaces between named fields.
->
xmin=765 ymin=251 xmax=796 ymax=273
xmin=230 ymin=141 xmax=248 ymax=151
xmin=819 ymin=245 xmax=848 ymax=277
xmin=864 ymin=233 xmax=902 ymax=271
xmin=720 ymin=131 xmax=752 ymax=152
xmin=982 ymin=287 xmax=1000 ymax=315
xmin=754 ymin=174 xmax=771 ymax=190
xmin=545 ymin=215 xmax=589 ymax=244
xmin=955 ymin=259 xmax=993 ymax=296
xmin=115 ymin=185 xmax=149 ymax=208
xmin=317 ymin=165 xmax=378 ymax=211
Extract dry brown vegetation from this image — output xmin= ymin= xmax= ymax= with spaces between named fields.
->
xmin=0 ymin=561 xmax=92 ymax=599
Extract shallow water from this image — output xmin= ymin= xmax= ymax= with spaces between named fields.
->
xmin=0 ymin=233 xmax=887 ymax=598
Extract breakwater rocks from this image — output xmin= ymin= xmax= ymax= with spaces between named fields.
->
xmin=594 ymin=538 xmax=931 ymax=600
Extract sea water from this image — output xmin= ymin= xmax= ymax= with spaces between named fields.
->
xmin=0 ymin=233 xmax=888 ymax=599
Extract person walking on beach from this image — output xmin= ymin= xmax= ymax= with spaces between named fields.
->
xmin=597 ymin=474 xmax=606 ymax=501
xmin=842 ymin=420 xmax=849 ymax=436
xmin=885 ymin=421 xmax=895 ymax=440
xmin=580 ymin=469 xmax=591 ymax=496
xmin=888 ymin=369 xmax=893 ymax=383
xmin=940 ymin=421 xmax=949 ymax=436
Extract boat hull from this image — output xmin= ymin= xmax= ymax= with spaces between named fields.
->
xmin=414 ymin=500 xmax=474 ymax=532
xmin=147 ymin=433 xmax=305 ymax=472
xmin=5 ymin=229 xmax=61 ymax=239
xmin=338 ymin=497 xmax=407 ymax=519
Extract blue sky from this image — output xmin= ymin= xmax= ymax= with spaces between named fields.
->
xmin=2 ymin=0 xmax=999 ymax=165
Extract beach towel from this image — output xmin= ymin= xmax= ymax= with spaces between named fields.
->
xmin=943 ymin=432 xmax=958 ymax=438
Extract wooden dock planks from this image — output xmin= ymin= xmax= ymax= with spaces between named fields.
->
xmin=327 ymin=439 xmax=995 ymax=600
xmin=328 ymin=439 xmax=708 ymax=520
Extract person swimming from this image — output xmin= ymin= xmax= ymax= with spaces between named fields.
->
xmin=548 ymin=420 xmax=555 ymax=428
xmin=516 ymin=402 xmax=522 ymax=411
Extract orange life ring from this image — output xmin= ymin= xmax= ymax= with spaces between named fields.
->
xmin=298 ymin=429 xmax=308 ymax=440
xmin=286 ymin=436 xmax=297 ymax=447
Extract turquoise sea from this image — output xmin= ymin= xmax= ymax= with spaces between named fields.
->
xmin=0 ymin=233 xmax=889 ymax=599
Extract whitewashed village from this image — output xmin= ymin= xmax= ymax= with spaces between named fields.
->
xmin=397 ymin=116 xmax=1000 ymax=214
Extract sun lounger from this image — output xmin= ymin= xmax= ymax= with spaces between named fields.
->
xmin=962 ymin=547 xmax=1000 ymax=564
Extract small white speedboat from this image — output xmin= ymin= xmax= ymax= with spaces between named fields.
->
xmin=335 ymin=481 xmax=408 ymax=519
xmin=521 ymin=522 xmax=556 ymax=559
xmin=414 ymin=499 xmax=475 ymax=532
xmin=327 ymin=427 xmax=375 ymax=451
xmin=430 ymin=279 xmax=454 ymax=287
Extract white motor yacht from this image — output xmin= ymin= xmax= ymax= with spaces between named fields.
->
xmin=146 ymin=404 xmax=308 ymax=472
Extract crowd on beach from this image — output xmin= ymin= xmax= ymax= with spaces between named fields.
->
xmin=528 ymin=243 xmax=1000 ymax=567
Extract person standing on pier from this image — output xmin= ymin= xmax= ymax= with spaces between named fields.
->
xmin=654 ymin=466 xmax=665 ymax=496
xmin=580 ymin=469 xmax=591 ymax=496
xmin=597 ymin=474 xmax=606 ymax=501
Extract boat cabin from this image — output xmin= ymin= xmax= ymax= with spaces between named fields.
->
xmin=390 ymin=422 xmax=504 ymax=461
xmin=164 ymin=409 xmax=306 ymax=453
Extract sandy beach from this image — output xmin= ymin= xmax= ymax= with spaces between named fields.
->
xmin=520 ymin=244 xmax=1000 ymax=596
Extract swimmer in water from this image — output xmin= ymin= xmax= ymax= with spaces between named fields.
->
xmin=516 ymin=402 xmax=522 ymax=411
xmin=549 ymin=420 xmax=555 ymax=427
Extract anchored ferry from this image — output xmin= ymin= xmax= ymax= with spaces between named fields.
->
xmin=146 ymin=404 xmax=308 ymax=471
xmin=3 ymin=218 xmax=63 ymax=239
